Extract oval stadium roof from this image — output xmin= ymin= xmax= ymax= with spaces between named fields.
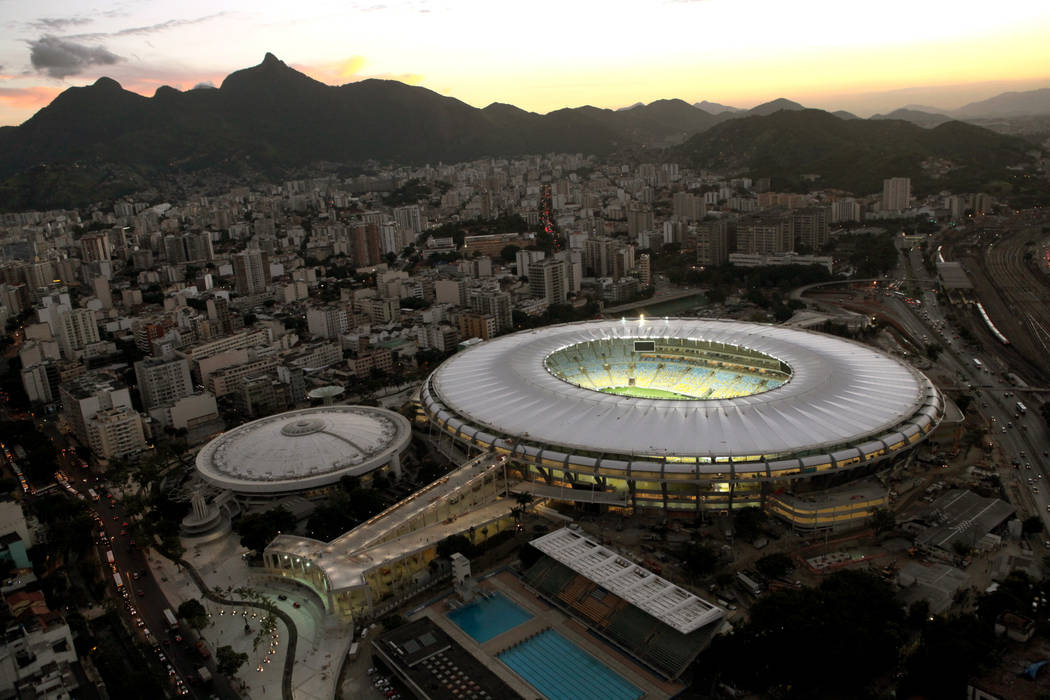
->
xmin=424 ymin=319 xmax=941 ymax=467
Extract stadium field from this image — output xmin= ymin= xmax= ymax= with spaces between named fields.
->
xmin=600 ymin=386 xmax=692 ymax=399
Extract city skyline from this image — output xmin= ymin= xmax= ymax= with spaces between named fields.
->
xmin=2 ymin=0 xmax=1050 ymax=127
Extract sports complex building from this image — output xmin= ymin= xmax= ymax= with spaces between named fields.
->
xmin=420 ymin=318 xmax=944 ymax=520
xmin=195 ymin=405 xmax=412 ymax=501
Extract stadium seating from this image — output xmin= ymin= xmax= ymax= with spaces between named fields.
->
xmin=546 ymin=345 xmax=785 ymax=399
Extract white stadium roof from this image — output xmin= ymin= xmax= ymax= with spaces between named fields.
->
xmin=531 ymin=527 xmax=724 ymax=634
xmin=196 ymin=405 xmax=411 ymax=494
xmin=424 ymin=319 xmax=941 ymax=469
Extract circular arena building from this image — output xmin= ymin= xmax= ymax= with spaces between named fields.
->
xmin=421 ymin=319 xmax=944 ymax=516
xmin=196 ymin=405 xmax=411 ymax=501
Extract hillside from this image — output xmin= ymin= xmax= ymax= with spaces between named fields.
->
xmin=0 ymin=55 xmax=728 ymax=184
xmin=870 ymin=109 xmax=953 ymax=128
xmin=674 ymin=109 xmax=1036 ymax=195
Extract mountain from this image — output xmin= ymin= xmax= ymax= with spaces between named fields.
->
xmin=748 ymin=98 xmax=806 ymax=116
xmin=674 ymin=108 xmax=1035 ymax=195
xmin=0 ymin=54 xmax=730 ymax=195
xmin=694 ymin=100 xmax=741 ymax=114
xmin=870 ymin=108 xmax=953 ymax=128
xmin=954 ymin=87 xmax=1050 ymax=118
xmin=617 ymin=102 xmax=645 ymax=111
xmin=832 ymin=110 xmax=860 ymax=120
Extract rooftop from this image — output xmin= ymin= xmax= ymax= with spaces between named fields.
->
xmin=195 ymin=405 xmax=411 ymax=493
xmin=268 ymin=453 xmax=511 ymax=591
xmin=530 ymin=527 xmax=724 ymax=634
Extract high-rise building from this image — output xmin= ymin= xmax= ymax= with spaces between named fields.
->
xmin=528 ymin=258 xmax=568 ymax=304
xmin=21 ymin=363 xmax=54 ymax=404
xmin=393 ymin=205 xmax=423 ymax=238
xmin=791 ymin=208 xmax=829 ymax=250
xmin=638 ymin=253 xmax=651 ymax=287
xmin=469 ymin=290 xmax=512 ymax=333
xmin=457 ymin=312 xmax=498 ymax=341
xmin=672 ymin=192 xmax=706 ymax=222
xmin=516 ymin=250 xmax=546 ymax=279
xmin=80 ymin=232 xmax=111 ymax=262
xmin=613 ymin=244 xmax=636 ymax=280
xmin=134 ymin=354 xmax=194 ymax=411
xmin=584 ymin=237 xmax=618 ymax=277
xmin=434 ymin=279 xmax=468 ymax=307
xmin=737 ymin=218 xmax=793 ymax=255
xmin=306 ymin=306 xmax=350 ymax=339
xmin=882 ymin=177 xmax=911 ymax=212
xmin=554 ymin=249 xmax=583 ymax=294
xmin=60 ymin=372 xmax=134 ymax=446
xmin=830 ymin=199 xmax=862 ymax=223
xmin=86 ymin=406 xmax=147 ymax=460
xmin=626 ymin=204 xmax=654 ymax=238
xmin=696 ymin=220 xmax=734 ymax=266
xmin=55 ymin=308 xmax=100 ymax=359
xmin=183 ymin=231 xmax=214 ymax=262
xmin=163 ymin=234 xmax=187 ymax=264
xmin=232 ymin=249 xmax=270 ymax=295
xmin=350 ymin=223 xmax=382 ymax=267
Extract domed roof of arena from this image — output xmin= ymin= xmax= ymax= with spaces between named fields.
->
xmin=196 ymin=406 xmax=411 ymax=493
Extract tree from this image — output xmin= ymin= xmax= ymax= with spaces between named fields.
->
xmin=499 ymin=244 xmax=521 ymax=263
xmin=1022 ymin=515 xmax=1044 ymax=535
xmin=681 ymin=541 xmax=721 ymax=576
xmin=234 ymin=507 xmax=296 ymax=553
xmin=870 ymin=507 xmax=897 ymax=536
xmin=436 ymin=534 xmax=477 ymax=559
xmin=215 ymin=645 xmax=248 ymax=677
xmin=696 ymin=570 xmax=905 ymax=696
xmin=731 ymin=507 xmax=766 ymax=542
xmin=177 ymin=599 xmax=209 ymax=630
xmin=755 ymin=552 xmax=794 ymax=580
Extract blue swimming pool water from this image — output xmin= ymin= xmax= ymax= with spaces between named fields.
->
xmin=499 ymin=629 xmax=643 ymax=700
xmin=447 ymin=592 xmax=533 ymax=643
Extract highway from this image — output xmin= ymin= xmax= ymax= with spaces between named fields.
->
xmin=810 ymin=240 xmax=1050 ymax=532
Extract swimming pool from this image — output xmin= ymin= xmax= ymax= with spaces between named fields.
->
xmin=447 ymin=592 xmax=533 ymax=643
xmin=499 ymin=629 xmax=642 ymax=700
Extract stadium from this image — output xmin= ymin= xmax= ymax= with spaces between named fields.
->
xmin=420 ymin=318 xmax=944 ymax=516
xmin=195 ymin=405 xmax=411 ymax=501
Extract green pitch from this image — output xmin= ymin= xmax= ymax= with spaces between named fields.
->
xmin=600 ymin=386 xmax=695 ymax=399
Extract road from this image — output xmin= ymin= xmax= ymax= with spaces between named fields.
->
xmin=74 ymin=480 xmax=215 ymax=698
xmin=805 ymin=241 xmax=1050 ymax=532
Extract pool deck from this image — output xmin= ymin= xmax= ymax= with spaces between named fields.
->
xmin=420 ymin=570 xmax=681 ymax=700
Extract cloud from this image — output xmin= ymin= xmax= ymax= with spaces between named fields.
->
xmin=65 ymin=13 xmax=230 ymax=41
xmin=108 ymin=13 xmax=229 ymax=37
xmin=0 ymin=86 xmax=63 ymax=108
xmin=29 ymin=35 xmax=122 ymax=78
xmin=31 ymin=17 xmax=93 ymax=31
xmin=192 ymin=81 xmax=216 ymax=90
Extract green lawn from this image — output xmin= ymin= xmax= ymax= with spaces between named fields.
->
xmin=600 ymin=386 xmax=694 ymax=399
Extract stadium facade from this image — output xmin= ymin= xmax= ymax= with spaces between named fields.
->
xmin=420 ymin=319 xmax=944 ymax=520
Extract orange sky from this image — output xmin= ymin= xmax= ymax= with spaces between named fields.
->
xmin=2 ymin=0 xmax=1049 ymax=125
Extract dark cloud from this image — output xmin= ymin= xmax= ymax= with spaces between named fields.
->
xmin=29 ymin=35 xmax=122 ymax=78
xmin=31 ymin=17 xmax=93 ymax=31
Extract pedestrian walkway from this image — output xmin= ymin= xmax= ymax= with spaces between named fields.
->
xmin=149 ymin=531 xmax=352 ymax=700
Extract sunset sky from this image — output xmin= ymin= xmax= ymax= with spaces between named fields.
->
xmin=2 ymin=0 xmax=1049 ymax=127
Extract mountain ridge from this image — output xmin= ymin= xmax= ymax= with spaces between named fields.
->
xmin=0 ymin=54 xmax=1044 ymax=209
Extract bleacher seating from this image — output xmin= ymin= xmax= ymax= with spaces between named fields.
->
xmin=522 ymin=556 xmax=713 ymax=680
xmin=546 ymin=346 xmax=786 ymax=399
